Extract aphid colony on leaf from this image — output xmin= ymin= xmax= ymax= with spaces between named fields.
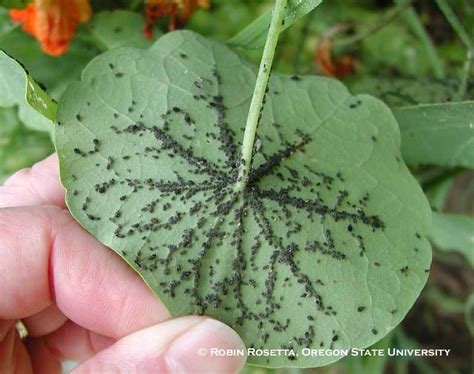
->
xmin=64 ymin=50 xmax=428 ymax=360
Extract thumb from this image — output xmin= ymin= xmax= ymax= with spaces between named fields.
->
xmin=72 ymin=316 xmax=247 ymax=374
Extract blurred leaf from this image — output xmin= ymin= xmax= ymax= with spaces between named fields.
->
xmin=0 ymin=104 xmax=19 ymax=139
xmin=89 ymin=10 xmax=161 ymax=50
xmin=0 ymin=50 xmax=55 ymax=132
xmin=0 ymin=27 xmax=100 ymax=98
xmin=188 ymin=1 xmax=257 ymax=42
xmin=347 ymin=76 xmax=471 ymax=107
xmin=424 ymin=287 xmax=465 ymax=314
xmin=359 ymin=23 xmax=434 ymax=77
xmin=393 ymin=328 xmax=439 ymax=373
xmin=0 ymin=107 xmax=53 ymax=182
xmin=228 ymin=0 xmax=323 ymax=49
xmin=430 ymin=212 xmax=474 ymax=266
xmin=466 ymin=293 xmax=474 ymax=335
xmin=394 ymin=0 xmax=445 ymax=79
xmin=424 ymin=176 xmax=454 ymax=212
xmin=392 ymin=101 xmax=474 ymax=168
xmin=0 ymin=0 xmax=28 ymax=9
xmin=435 ymin=0 xmax=472 ymax=50
xmin=0 ymin=7 xmax=17 ymax=37
xmin=56 ymin=30 xmax=431 ymax=368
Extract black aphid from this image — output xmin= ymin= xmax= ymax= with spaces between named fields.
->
xmin=106 ymin=157 xmax=114 ymax=170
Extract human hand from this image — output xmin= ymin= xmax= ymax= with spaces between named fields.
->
xmin=0 ymin=155 xmax=247 ymax=373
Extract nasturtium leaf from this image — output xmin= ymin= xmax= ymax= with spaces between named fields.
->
xmin=346 ymin=76 xmax=472 ymax=107
xmin=228 ymin=0 xmax=322 ymax=49
xmin=56 ymin=30 xmax=432 ymax=368
xmin=430 ymin=212 xmax=474 ymax=267
xmin=0 ymin=50 xmax=55 ymax=133
xmin=392 ymin=102 xmax=474 ymax=168
xmin=89 ymin=10 xmax=161 ymax=50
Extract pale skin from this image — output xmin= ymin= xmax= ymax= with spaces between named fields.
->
xmin=0 ymin=154 xmax=247 ymax=373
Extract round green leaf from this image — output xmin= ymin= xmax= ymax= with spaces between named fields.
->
xmin=56 ymin=30 xmax=432 ymax=368
xmin=89 ymin=10 xmax=161 ymax=51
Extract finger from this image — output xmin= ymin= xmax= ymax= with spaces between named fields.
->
xmin=0 ymin=324 xmax=33 ymax=374
xmin=22 ymin=305 xmax=68 ymax=337
xmin=73 ymin=317 xmax=247 ymax=374
xmin=0 ymin=205 xmax=170 ymax=338
xmin=0 ymin=154 xmax=65 ymax=208
xmin=0 ymin=323 xmax=15 ymax=369
xmin=34 ymin=321 xmax=115 ymax=363
xmin=26 ymin=339 xmax=61 ymax=374
xmin=0 ymin=320 xmax=12 ymax=341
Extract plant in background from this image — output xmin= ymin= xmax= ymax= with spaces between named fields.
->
xmin=144 ymin=0 xmax=209 ymax=36
xmin=0 ymin=0 xmax=472 ymax=372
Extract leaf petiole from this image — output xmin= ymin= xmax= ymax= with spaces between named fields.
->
xmin=235 ymin=0 xmax=287 ymax=192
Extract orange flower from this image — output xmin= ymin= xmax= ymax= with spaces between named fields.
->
xmin=144 ymin=0 xmax=209 ymax=39
xmin=10 ymin=0 xmax=91 ymax=56
xmin=315 ymin=38 xmax=356 ymax=78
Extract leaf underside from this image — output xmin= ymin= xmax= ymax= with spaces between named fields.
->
xmin=56 ymin=31 xmax=432 ymax=368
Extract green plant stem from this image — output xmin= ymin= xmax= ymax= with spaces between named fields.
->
xmin=334 ymin=0 xmax=411 ymax=47
xmin=458 ymin=49 xmax=473 ymax=99
xmin=435 ymin=0 xmax=472 ymax=49
xmin=395 ymin=0 xmax=445 ymax=79
xmin=235 ymin=0 xmax=287 ymax=191
xmin=435 ymin=0 xmax=473 ymax=99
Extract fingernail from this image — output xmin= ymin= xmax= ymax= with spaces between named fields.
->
xmin=166 ymin=319 xmax=247 ymax=374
